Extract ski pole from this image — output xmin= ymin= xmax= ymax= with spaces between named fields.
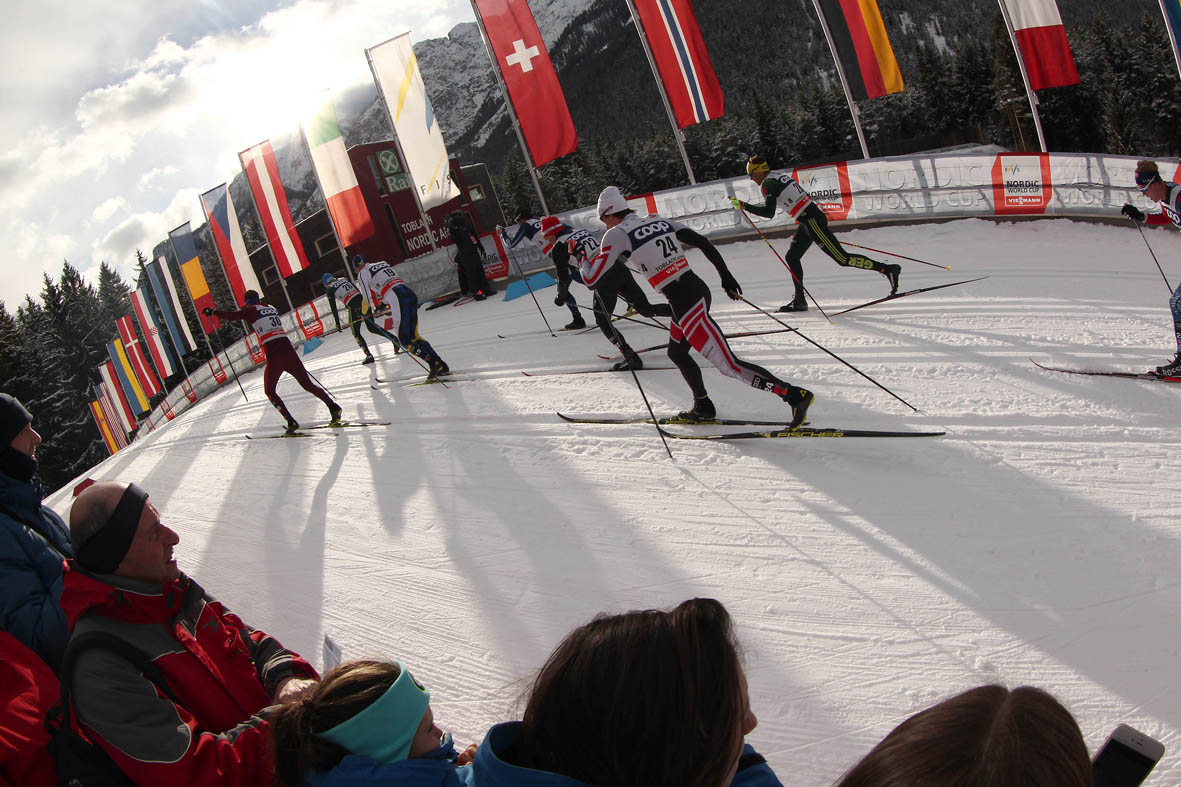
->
xmin=738 ymin=296 xmax=918 ymax=412
xmin=1131 ymin=218 xmax=1173 ymax=292
xmin=842 ymin=242 xmax=950 ymax=270
xmin=576 ymin=303 xmax=667 ymax=332
xmin=510 ymin=251 xmax=556 ymax=337
xmin=595 ymin=291 xmax=673 ymax=459
xmin=213 ymin=326 xmax=249 ymax=401
xmin=735 ymin=207 xmax=829 ymax=320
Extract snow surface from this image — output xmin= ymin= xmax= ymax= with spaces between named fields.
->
xmin=47 ymin=217 xmax=1181 ymax=784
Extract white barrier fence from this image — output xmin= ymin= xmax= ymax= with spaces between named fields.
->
xmin=138 ymin=150 xmax=1172 ymax=436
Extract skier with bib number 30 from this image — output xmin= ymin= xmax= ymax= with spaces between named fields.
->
xmin=586 ymin=186 xmax=814 ymax=426
xmin=731 ymin=154 xmax=900 ymax=312
xmin=206 ymin=291 xmax=341 ymax=433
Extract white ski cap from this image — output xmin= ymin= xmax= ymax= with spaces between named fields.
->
xmin=597 ymin=186 xmax=627 ymax=218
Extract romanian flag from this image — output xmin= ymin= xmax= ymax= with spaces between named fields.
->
xmin=116 ymin=315 xmax=161 ymax=397
xmin=302 ymin=98 xmax=376 ymax=246
xmin=89 ymin=401 xmax=119 ymax=455
xmin=814 ymin=0 xmax=903 ymax=101
xmin=107 ymin=340 xmax=150 ymax=416
xmin=200 ymin=184 xmax=262 ymax=307
xmin=240 ymin=140 xmax=311 ymax=278
xmin=169 ymin=223 xmax=217 ymax=333
xmin=1000 ymin=0 xmax=1079 ymax=90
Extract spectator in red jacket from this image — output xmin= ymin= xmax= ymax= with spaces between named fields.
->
xmin=60 ymin=480 xmax=319 ymax=786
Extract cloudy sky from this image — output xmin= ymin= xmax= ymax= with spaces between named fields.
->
xmin=0 ymin=0 xmax=475 ymax=309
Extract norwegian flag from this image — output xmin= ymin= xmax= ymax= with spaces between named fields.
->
xmin=473 ymin=0 xmax=577 ymax=166
xmin=631 ymin=0 xmax=724 ymax=127
xmin=1000 ymin=0 xmax=1080 ymax=90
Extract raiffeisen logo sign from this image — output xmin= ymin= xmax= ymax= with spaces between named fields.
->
xmin=991 ymin=154 xmax=1052 ymax=214
xmin=793 ymin=163 xmax=852 ymax=221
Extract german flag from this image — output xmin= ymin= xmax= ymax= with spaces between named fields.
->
xmin=815 ymin=0 xmax=903 ymax=101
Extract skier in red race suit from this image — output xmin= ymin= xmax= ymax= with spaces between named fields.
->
xmin=206 ymin=290 xmax=341 ymax=433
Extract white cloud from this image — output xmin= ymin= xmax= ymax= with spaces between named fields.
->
xmin=0 ymin=0 xmax=476 ymax=307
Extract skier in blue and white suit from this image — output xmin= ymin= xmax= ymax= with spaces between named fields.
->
xmin=585 ymin=186 xmax=814 ymax=426
xmin=354 ymin=256 xmax=450 ymax=378
xmin=322 ymin=273 xmax=401 ymax=365
xmin=1122 ymin=159 xmax=1181 ymax=375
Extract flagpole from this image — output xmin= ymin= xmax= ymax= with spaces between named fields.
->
xmin=298 ymin=97 xmax=359 ymax=282
xmin=146 ymin=256 xmax=199 ymax=392
xmin=996 ymin=0 xmax=1047 ymax=152
xmin=365 ymin=45 xmax=442 ymax=252
xmin=810 ymin=0 xmax=871 ymax=160
xmin=1159 ymin=0 xmax=1181 ymax=80
xmin=620 ymin=0 xmax=696 ymax=185
xmin=468 ymin=0 xmax=551 ymax=215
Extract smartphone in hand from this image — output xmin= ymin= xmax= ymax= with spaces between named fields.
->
xmin=1092 ymin=724 xmax=1164 ymax=787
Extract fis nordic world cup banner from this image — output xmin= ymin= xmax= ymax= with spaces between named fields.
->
xmin=200 ymin=183 xmax=262 ymax=305
xmin=240 ymin=140 xmax=311 ymax=279
xmin=631 ymin=0 xmax=724 ymax=127
xmin=473 ymin=0 xmax=578 ymax=167
xmin=367 ymin=34 xmax=458 ymax=211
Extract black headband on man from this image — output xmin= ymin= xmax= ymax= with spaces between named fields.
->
xmin=76 ymin=483 xmax=148 ymax=574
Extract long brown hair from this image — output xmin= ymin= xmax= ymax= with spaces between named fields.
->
xmin=516 ymin=598 xmax=747 ymax=787
xmin=836 ymin=684 xmax=1093 ymax=787
xmin=269 ymin=660 xmax=401 ymax=786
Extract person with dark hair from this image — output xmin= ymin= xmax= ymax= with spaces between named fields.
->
xmin=269 ymin=659 xmax=477 ymax=786
xmin=835 ymin=684 xmax=1093 ymax=787
xmin=60 ymin=480 xmax=319 ymax=786
xmin=466 ymin=598 xmax=782 ymax=786
xmin=1121 ymin=159 xmax=1181 ymax=375
xmin=447 ymin=210 xmax=495 ymax=299
xmin=354 ymin=256 xmax=450 ymax=379
xmin=322 ymin=272 xmax=401 ymax=365
xmin=587 ymin=186 xmax=814 ymax=425
xmin=205 ymin=290 xmax=341 ymax=433
xmin=0 ymin=393 xmax=72 ymax=673
xmin=499 ymin=213 xmax=543 ymax=251
xmin=730 ymin=154 xmax=900 ymax=312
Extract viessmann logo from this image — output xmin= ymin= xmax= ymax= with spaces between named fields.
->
xmin=794 ymin=162 xmax=853 ymax=220
xmin=991 ymin=154 xmax=1052 ymax=214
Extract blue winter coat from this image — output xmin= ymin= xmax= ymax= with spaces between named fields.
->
xmin=466 ymin=722 xmax=784 ymax=787
xmin=0 ymin=470 xmax=72 ymax=672
xmin=306 ymin=755 xmax=473 ymax=787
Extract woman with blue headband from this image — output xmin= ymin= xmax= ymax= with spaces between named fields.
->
xmin=269 ymin=660 xmax=476 ymax=786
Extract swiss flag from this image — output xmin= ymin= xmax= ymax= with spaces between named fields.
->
xmin=474 ymin=0 xmax=577 ymax=166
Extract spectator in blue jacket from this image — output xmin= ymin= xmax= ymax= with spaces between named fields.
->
xmin=468 ymin=597 xmax=783 ymax=787
xmin=269 ymin=659 xmax=477 ymax=787
xmin=0 ymin=393 xmax=72 ymax=673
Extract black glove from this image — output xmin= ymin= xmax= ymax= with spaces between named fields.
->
xmin=1122 ymin=203 xmax=1145 ymax=222
xmin=202 ymin=307 xmax=215 ymax=316
xmin=719 ymin=270 xmax=742 ymax=298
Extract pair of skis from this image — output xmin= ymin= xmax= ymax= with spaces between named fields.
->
xmin=245 ymin=420 xmax=389 ymax=440
xmin=1031 ymin=359 xmax=1181 ymax=383
xmin=557 ymin=413 xmax=943 ymax=440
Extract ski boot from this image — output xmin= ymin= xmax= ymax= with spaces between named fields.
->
xmin=328 ymin=403 xmax=343 ymax=425
xmin=428 ymin=358 xmax=450 ymax=379
xmin=884 ymin=264 xmax=901 ymax=295
xmin=361 ymin=355 xmax=376 ymax=365
xmin=284 ymin=417 xmax=300 ymax=435
xmin=473 ymin=290 xmax=487 ymax=301
xmin=674 ymin=396 xmax=716 ymax=423
xmin=612 ymin=348 xmax=644 ymax=371
xmin=782 ymin=386 xmax=814 ymax=429
xmin=564 ymin=316 xmax=587 ymax=330
xmin=1155 ymin=352 xmax=1181 ymax=376
xmin=778 ymin=294 xmax=808 ymax=313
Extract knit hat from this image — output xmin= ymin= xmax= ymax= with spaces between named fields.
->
xmin=0 ymin=393 xmax=32 ymax=446
xmin=539 ymin=216 xmax=563 ymax=237
xmin=746 ymin=154 xmax=770 ymax=176
xmin=597 ymin=186 xmax=627 ymax=218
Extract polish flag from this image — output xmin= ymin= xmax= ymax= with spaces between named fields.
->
xmin=1000 ymin=0 xmax=1080 ymax=90
xmin=302 ymin=97 xmax=375 ymax=246
xmin=474 ymin=0 xmax=577 ymax=167
xmin=240 ymin=140 xmax=311 ymax=278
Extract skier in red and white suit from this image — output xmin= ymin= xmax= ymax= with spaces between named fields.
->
xmin=207 ymin=290 xmax=340 ymax=432
xmin=583 ymin=186 xmax=814 ymax=425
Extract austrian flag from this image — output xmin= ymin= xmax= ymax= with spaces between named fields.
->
xmin=1000 ymin=0 xmax=1080 ymax=90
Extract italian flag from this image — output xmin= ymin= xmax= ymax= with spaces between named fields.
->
xmin=303 ymin=98 xmax=375 ymax=246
